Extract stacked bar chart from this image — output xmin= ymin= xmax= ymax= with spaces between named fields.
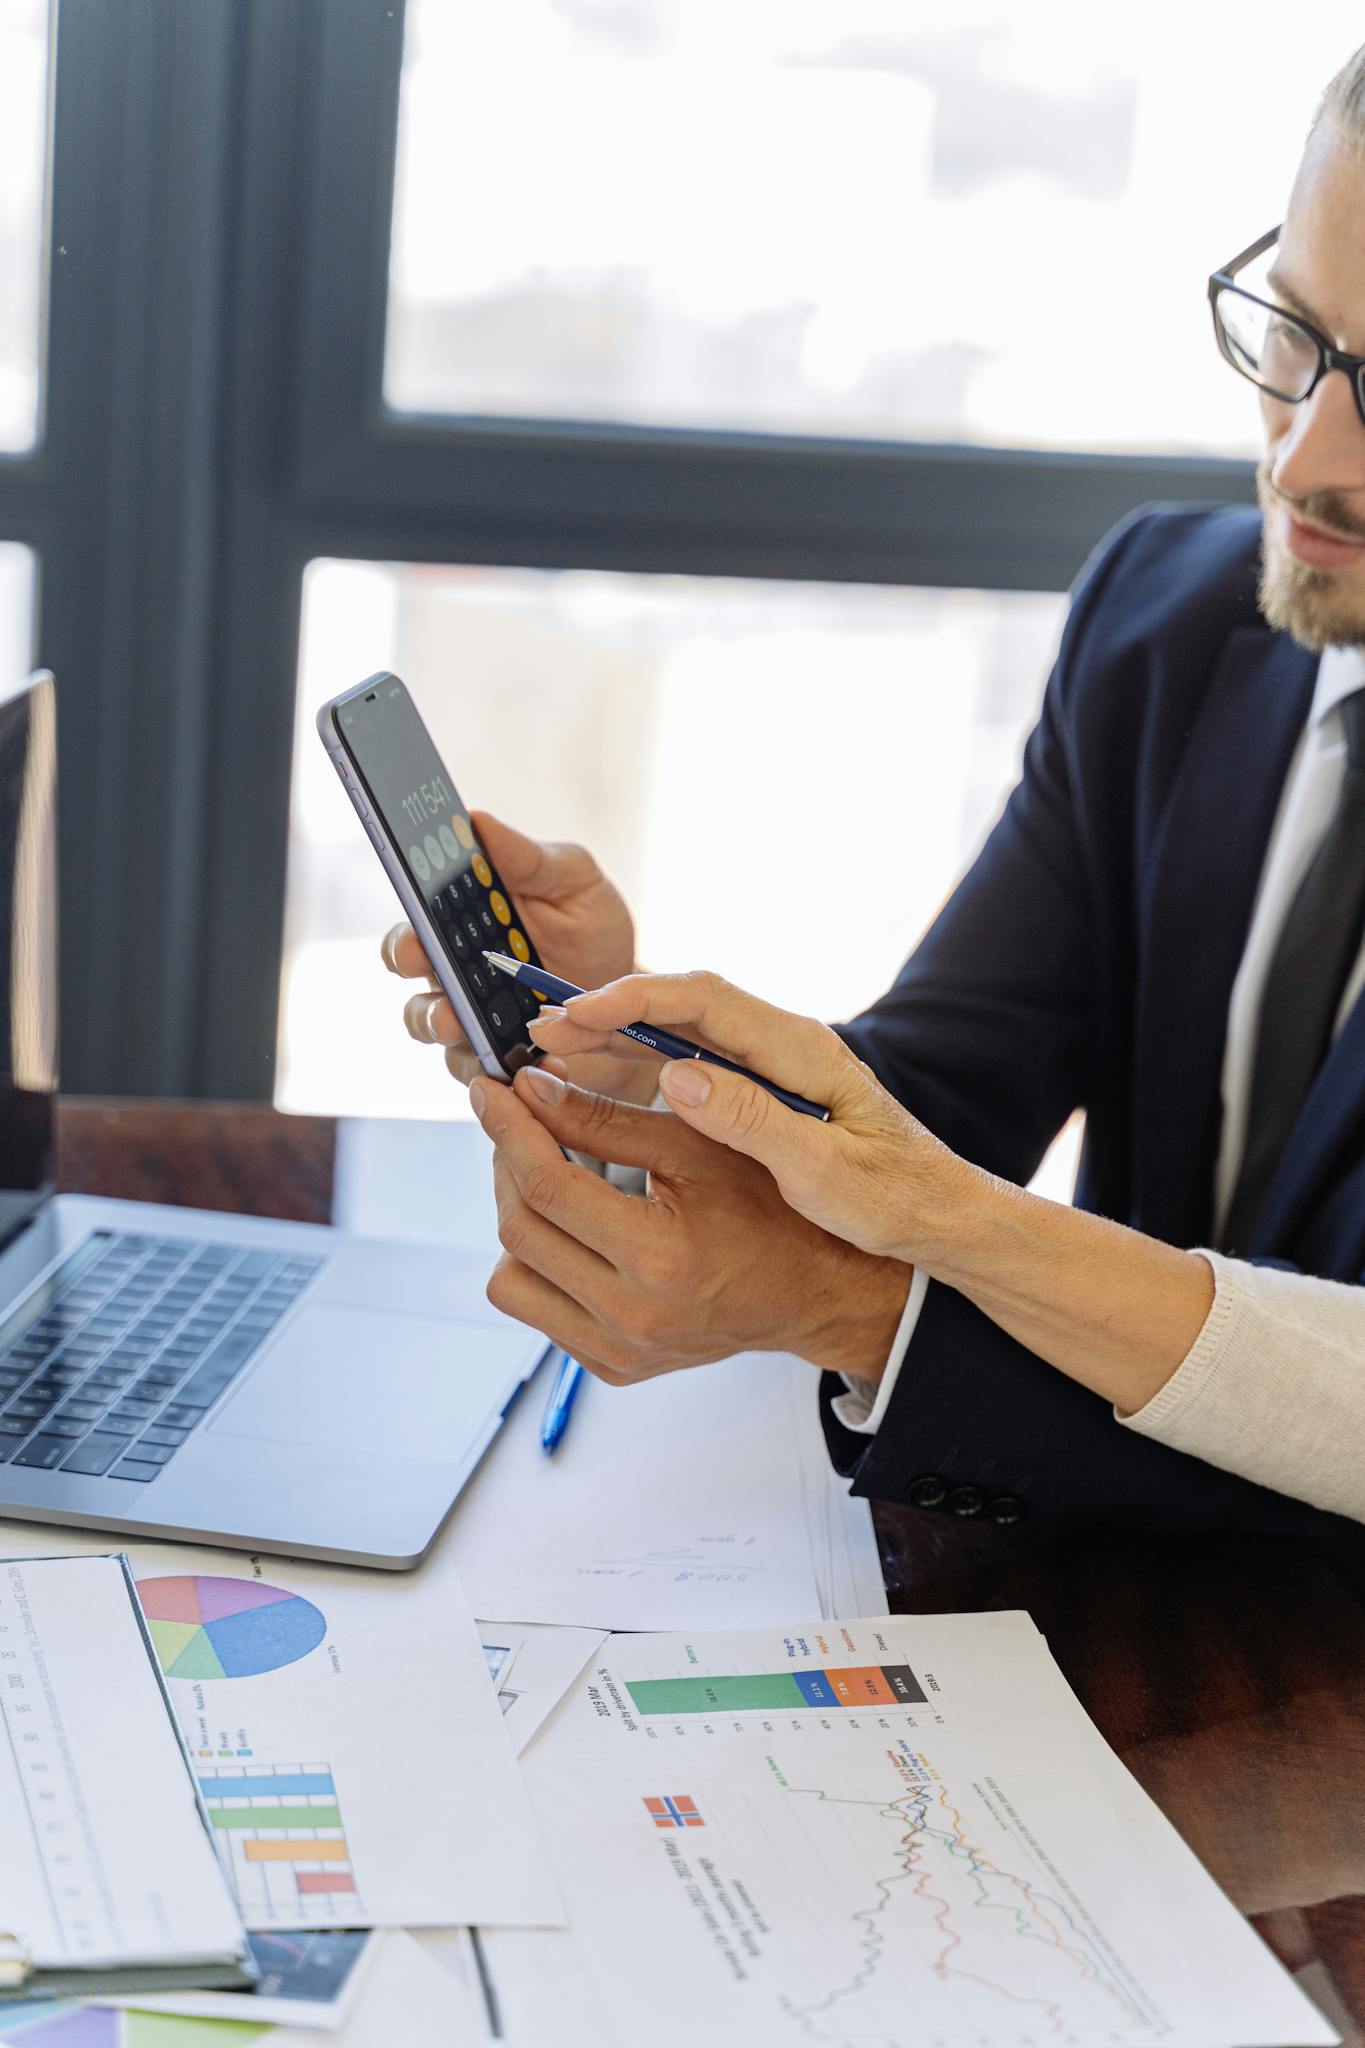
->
xmin=197 ymin=1760 xmax=362 ymax=1924
xmin=626 ymin=1662 xmax=927 ymax=1717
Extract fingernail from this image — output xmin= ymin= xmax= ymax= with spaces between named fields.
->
xmin=536 ymin=1005 xmax=567 ymax=1022
xmin=468 ymin=1080 xmax=487 ymax=1117
xmin=421 ymin=994 xmax=444 ymax=1042
xmin=661 ymin=1061 xmax=711 ymax=1106
xmin=522 ymin=1065 xmax=567 ymax=1104
xmin=381 ymin=926 xmax=403 ymax=972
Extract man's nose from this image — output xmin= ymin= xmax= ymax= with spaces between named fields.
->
xmin=1269 ymin=363 xmax=1365 ymax=504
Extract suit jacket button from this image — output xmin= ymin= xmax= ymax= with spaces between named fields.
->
xmin=947 ymin=1484 xmax=984 ymax=1517
xmin=908 ymin=1474 xmax=947 ymax=1509
xmin=987 ymin=1494 xmax=1025 ymax=1526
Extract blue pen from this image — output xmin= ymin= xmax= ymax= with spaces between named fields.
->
xmin=540 ymin=1349 xmax=585 ymax=1454
xmin=484 ymin=952 xmax=830 ymax=1121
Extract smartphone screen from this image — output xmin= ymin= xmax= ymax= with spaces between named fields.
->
xmin=333 ymin=677 xmax=546 ymax=1071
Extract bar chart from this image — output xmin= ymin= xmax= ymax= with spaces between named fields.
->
xmin=197 ymin=1760 xmax=363 ymax=1925
xmin=626 ymin=1661 xmax=927 ymax=1717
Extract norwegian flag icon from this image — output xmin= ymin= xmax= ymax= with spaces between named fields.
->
xmin=644 ymin=1794 xmax=704 ymax=1829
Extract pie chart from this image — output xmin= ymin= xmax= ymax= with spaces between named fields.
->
xmin=137 ymin=1574 xmax=327 ymax=1682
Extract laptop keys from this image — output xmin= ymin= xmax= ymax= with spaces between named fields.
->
xmin=0 ymin=1231 xmax=325 ymax=1485
xmin=13 ymin=1435 xmax=70 ymax=1469
xmin=58 ymin=1435 xmax=126 ymax=1475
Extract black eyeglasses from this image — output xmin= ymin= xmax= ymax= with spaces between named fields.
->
xmin=1209 ymin=226 xmax=1365 ymax=429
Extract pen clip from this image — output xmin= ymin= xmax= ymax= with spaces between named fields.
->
xmin=0 ymin=1929 xmax=33 ymax=1988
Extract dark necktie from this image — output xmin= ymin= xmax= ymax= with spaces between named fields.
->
xmin=1222 ymin=686 xmax=1365 ymax=1252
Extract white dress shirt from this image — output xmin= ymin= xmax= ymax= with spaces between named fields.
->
xmin=833 ymin=641 xmax=1365 ymax=1437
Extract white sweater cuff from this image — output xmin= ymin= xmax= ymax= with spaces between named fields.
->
xmin=1117 ymin=1249 xmax=1365 ymax=1522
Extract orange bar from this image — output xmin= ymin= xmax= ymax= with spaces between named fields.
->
xmin=830 ymin=1667 xmax=898 ymax=1708
xmin=243 ymin=1838 xmax=351 ymax=1863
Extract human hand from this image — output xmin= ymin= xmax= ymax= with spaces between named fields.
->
xmin=467 ymin=1064 xmax=913 ymax=1385
xmin=527 ymin=970 xmax=974 ymax=1266
xmin=381 ymin=811 xmax=657 ymax=1104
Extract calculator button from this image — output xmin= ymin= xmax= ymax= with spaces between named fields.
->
xmin=472 ymin=853 xmax=493 ymax=888
xmin=465 ymin=961 xmax=490 ymax=1000
xmin=477 ymin=904 xmax=496 ymax=936
xmin=489 ymin=890 xmax=512 ymax=926
xmin=508 ymin=927 xmax=531 ymax=962
xmin=452 ymin=813 xmax=474 ymax=849
xmin=458 ymin=870 xmax=478 ymax=900
xmin=515 ymin=985 xmax=543 ymax=1021
xmin=446 ymin=924 xmax=470 ymax=962
xmin=486 ymin=996 xmax=520 ymax=1040
xmin=446 ymin=882 xmax=465 ymax=917
xmin=462 ymin=913 xmax=482 ymax=949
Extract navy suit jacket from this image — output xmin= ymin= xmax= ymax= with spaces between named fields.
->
xmin=829 ymin=503 xmax=1365 ymax=1558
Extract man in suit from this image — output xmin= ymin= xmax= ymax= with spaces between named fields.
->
xmin=387 ymin=50 xmax=1365 ymax=1555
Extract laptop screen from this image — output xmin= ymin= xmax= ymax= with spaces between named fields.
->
xmin=0 ymin=672 xmax=56 ymax=1247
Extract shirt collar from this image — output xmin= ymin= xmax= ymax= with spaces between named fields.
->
xmin=1310 ymin=643 xmax=1365 ymax=727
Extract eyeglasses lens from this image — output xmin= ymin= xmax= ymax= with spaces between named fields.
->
xmin=1216 ymin=287 xmax=1320 ymax=400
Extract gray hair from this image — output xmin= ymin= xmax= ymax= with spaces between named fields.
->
xmin=1315 ymin=43 xmax=1365 ymax=142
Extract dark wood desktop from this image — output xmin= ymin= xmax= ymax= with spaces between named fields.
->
xmin=55 ymin=1097 xmax=1365 ymax=2031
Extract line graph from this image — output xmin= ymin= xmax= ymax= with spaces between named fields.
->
xmin=771 ymin=1741 xmax=1152 ymax=2042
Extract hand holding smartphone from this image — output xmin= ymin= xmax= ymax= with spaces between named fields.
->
xmin=317 ymin=673 xmax=547 ymax=1079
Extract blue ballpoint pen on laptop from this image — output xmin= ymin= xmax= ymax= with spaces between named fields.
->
xmin=540 ymin=1348 xmax=585 ymax=1454
xmin=483 ymin=952 xmax=830 ymax=1120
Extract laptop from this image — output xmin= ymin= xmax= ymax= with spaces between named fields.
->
xmin=0 ymin=673 xmax=547 ymax=1567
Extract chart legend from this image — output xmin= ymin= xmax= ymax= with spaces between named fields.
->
xmin=198 ymin=1761 xmax=362 ymax=1924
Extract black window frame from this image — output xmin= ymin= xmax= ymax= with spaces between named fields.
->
xmin=0 ymin=0 xmax=1257 ymax=1100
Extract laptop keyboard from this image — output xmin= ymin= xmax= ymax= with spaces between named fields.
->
xmin=0 ymin=1231 xmax=323 ymax=1484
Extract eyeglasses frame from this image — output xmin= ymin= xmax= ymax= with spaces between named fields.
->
xmin=1208 ymin=225 xmax=1365 ymax=428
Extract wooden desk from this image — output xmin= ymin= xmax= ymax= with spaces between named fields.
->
xmin=56 ymin=1097 xmax=1365 ymax=2033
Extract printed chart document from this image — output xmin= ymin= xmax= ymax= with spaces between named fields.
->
xmin=437 ymin=1351 xmax=826 ymax=1630
xmin=523 ymin=1611 xmax=1336 ymax=2048
xmin=0 ymin=1555 xmax=248 ymax=1998
xmin=0 ymin=1524 xmax=562 ymax=1934
xmin=478 ymin=1621 xmax=608 ymax=1754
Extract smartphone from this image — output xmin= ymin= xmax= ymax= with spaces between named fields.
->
xmin=317 ymin=672 xmax=546 ymax=1079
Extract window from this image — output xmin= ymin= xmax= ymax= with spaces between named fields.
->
xmin=386 ymin=0 xmax=1353 ymax=455
xmin=280 ymin=560 xmax=1064 ymax=1118
xmin=0 ymin=0 xmax=49 ymax=453
xmin=0 ymin=547 xmax=36 ymax=687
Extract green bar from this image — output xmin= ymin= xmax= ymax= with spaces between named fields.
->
xmin=210 ymin=1805 xmax=343 ymax=1831
xmin=627 ymin=1672 xmax=807 ymax=1715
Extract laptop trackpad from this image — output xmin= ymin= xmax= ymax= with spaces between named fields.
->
xmin=208 ymin=1303 xmax=532 ymax=1462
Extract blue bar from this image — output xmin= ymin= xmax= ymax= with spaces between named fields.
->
xmin=793 ymin=1668 xmax=839 ymax=1708
xmin=198 ymin=1771 xmax=335 ymax=1799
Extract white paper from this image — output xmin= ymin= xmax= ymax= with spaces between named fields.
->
xmin=0 ymin=1524 xmax=562 ymax=1933
xmin=787 ymin=1368 xmax=888 ymax=1621
xmin=480 ymin=1620 xmax=607 ymax=1754
xmin=436 ymin=1350 xmax=826 ymax=1630
xmin=522 ymin=1612 xmax=1336 ymax=2048
xmin=474 ymin=1926 xmax=608 ymax=2048
xmin=0 ymin=1554 xmax=244 ymax=1974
